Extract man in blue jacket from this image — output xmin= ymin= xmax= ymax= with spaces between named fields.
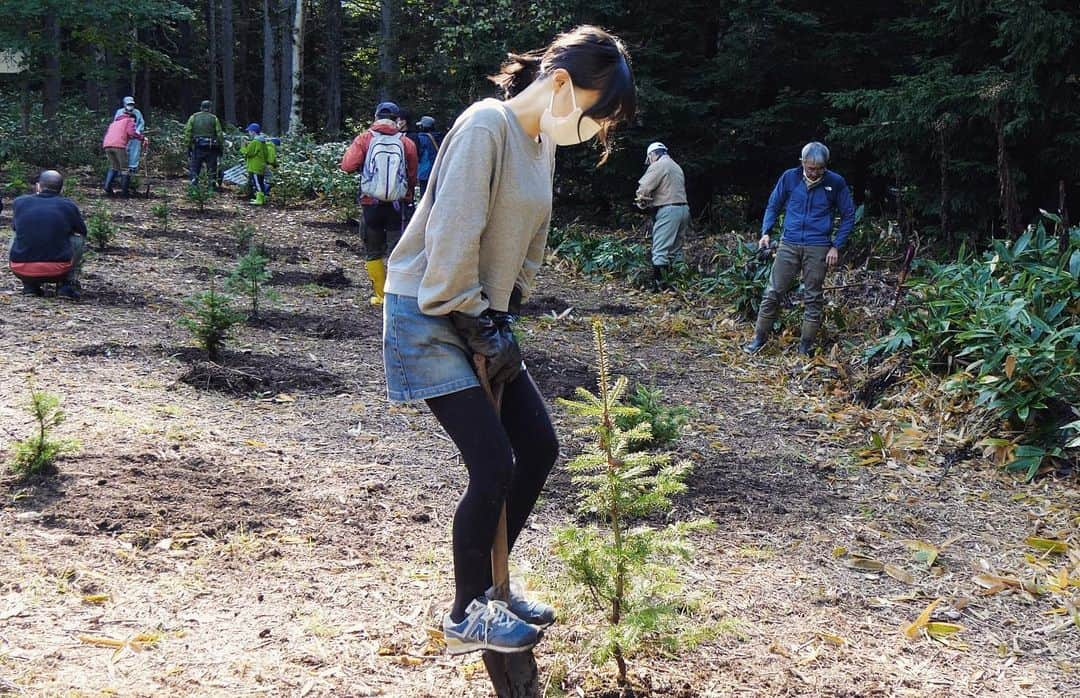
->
xmin=745 ymin=141 xmax=855 ymax=356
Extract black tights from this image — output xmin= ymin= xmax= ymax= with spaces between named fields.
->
xmin=426 ymin=369 xmax=559 ymax=622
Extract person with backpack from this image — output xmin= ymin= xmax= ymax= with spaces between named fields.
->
xmin=382 ymin=25 xmax=636 ymax=656
xmin=183 ymin=100 xmax=225 ymax=188
xmin=240 ymin=123 xmax=276 ymax=206
xmin=413 ymin=115 xmax=442 ymax=198
xmin=340 ymin=101 xmax=418 ymax=306
xmin=101 ymin=111 xmax=147 ymax=198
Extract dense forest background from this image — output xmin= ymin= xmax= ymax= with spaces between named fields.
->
xmin=1 ymin=0 xmax=1078 ymax=241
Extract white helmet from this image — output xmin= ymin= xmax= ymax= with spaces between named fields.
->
xmin=645 ymin=141 xmax=667 ymax=163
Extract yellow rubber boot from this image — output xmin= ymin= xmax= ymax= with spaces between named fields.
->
xmin=365 ymin=259 xmax=387 ymax=306
xmin=252 ymin=191 xmax=266 ymax=206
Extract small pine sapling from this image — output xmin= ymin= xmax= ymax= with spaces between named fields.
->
xmin=85 ymin=208 xmax=116 ymax=251
xmin=230 ymin=221 xmax=255 ymax=251
xmin=186 ymin=171 xmax=214 ymax=213
xmin=180 ymin=275 xmax=244 ymax=361
xmin=228 ymin=246 xmax=278 ymax=317
xmin=614 ymin=384 xmax=691 ymax=450
xmin=555 ymin=319 xmax=714 ymax=687
xmin=8 ymin=387 xmax=78 ymax=477
xmin=151 ymin=200 xmax=170 ymax=234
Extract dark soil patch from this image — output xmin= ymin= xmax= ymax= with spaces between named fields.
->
xmin=525 ymin=348 xmax=597 ymax=399
xmin=269 ymin=266 xmax=352 ymax=288
xmin=71 ymin=341 xmax=143 ymax=359
xmin=247 ymin=309 xmax=374 ymax=340
xmin=523 ymin=294 xmax=568 ymax=316
xmin=6 ymin=452 xmax=300 ymax=537
xmin=261 ymin=245 xmax=309 ymax=264
xmin=176 ymin=349 xmax=345 ymax=396
xmin=304 ymin=219 xmax=353 ymax=232
xmin=84 ymin=283 xmax=151 ymax=308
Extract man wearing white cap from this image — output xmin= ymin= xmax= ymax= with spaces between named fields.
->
xmin=113 ymin=97 xmax=146 ymax=174
xmin=635 ymin=141 xmax=689 ymax=290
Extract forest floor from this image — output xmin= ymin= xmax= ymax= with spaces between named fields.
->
xmin=1 ymin=176 xmax=1078 ymax=698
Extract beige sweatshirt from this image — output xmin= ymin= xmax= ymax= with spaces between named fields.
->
xmin=385 ymin=99 xmax=555 ymax=317
xmin=635 ymin=155 xmax=687 ymax=208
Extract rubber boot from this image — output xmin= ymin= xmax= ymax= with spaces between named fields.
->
xmin=251 ymin=191 xmax=266 ymax=206
xmin=119 ymin=174 xmax=131 ymax=198
xmin=103 ymin=169 xmax=116 ymax=196
xmin=365 ymin=258 xmax=387 ymax=306
xmin=798 ymin=321 xmax=820 ymax=356
xmin=652 ymin=264 xmax=671 ymax=291
xmin=743 ymin=333 xmax=768 ymax=354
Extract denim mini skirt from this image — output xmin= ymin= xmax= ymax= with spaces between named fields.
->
xmin=383 ymin=293 xmax=481 ymax=402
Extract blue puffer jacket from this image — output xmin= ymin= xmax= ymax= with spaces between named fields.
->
xmin=761 ymin=168 xmax=856 ymax=248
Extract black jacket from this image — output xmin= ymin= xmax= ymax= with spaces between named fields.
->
xmin=9 ymin=192 xmax=87 ymax=262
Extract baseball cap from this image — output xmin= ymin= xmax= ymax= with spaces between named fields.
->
xmin=645 ymin=141 xmax=667 ymax=163
xmin=245 ymin=122 xmax=261 ymax=133
xmin=416 ymin=115 xmax=435 ymax=129
xmin=374 ymin=101 xmax=400 ymax=119
xmin=123 ymin=96 xmax=135 ymax=106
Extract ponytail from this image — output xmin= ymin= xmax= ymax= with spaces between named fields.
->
xmin=488 ymin=53 xmax=543 ymax=98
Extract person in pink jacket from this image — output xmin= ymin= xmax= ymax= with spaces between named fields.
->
xmin=102 ymin=113 xmax=147 ymax=197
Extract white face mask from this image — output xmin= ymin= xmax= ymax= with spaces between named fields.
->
xmin=124 ymin=105 xmax=135 ymax=112
xmin=539 ymin=77 xmax=601 ymax=147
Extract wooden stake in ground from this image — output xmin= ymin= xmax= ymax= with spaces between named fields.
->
xmin=473 ymin=354 xmax=540 ymax=698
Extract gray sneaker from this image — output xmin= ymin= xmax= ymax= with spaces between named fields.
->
xmin=442 ymin=598 xmax=539 ymax=655
xmin=487 ymin=582 xmax=556 ymax=627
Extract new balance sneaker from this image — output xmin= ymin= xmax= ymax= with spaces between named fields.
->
xmin=487 ymin=582 xmax=557 ymax=627
xmin=442 ymin=598 xmax=539 ymax=656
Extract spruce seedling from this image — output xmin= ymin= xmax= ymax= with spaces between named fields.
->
xmin=555 ymin=319 xmax=714 ymax=686
xmin=230 ymin=221 xmax=255 ymax=251
xmin=228 ymin=246 xmax=278 ymax=317
xmin=180 ymin=275 xmax=244 ymax=361
xmin=8 ymin=387 xmax=78 ymax=477
xmin=85 ymin=208 xmax=116 ymax=251
xmin=151 ymin=200 xmax=170 ymax=234
xmin=185 ymin=171 xmax=214 ymax=213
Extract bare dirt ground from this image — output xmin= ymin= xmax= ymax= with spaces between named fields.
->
xmin=1 ymin=176 xmax=1078 ymax=697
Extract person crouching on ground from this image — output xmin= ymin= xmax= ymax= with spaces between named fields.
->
xmin=634 ymin=141 xmax=689 ymax=290
xmin=8 ymin=170 xmax=87 ymax=299
xmin=241 ymin=123 xmax=273 ymax=206
xmin=382 ymin=25 xmax=636 ymax=656
xmin=102 ymin=111 xmax=147 ymax=197
xmin=339 ymin=101 xmax=418 ymax=306
xmin=744 ymin=141 xmax=855 ymax=356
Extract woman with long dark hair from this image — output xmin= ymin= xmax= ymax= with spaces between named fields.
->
xmin=382 ymin=25 xmax=636 ymax=655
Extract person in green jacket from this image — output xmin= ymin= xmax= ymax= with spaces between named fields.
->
xmin=182 ymin=100 xmax=225 ymax=187
xmin=240 ymin=123 xmax=275 ymax=206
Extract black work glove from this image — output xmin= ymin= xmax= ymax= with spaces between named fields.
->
xmin=450 ymin=310 xmax=522 ymax=387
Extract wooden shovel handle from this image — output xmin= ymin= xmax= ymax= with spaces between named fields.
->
xmin=472 ymin=353 xmax=510 ymax=603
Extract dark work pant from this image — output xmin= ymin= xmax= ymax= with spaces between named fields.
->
xmin=248 ymin=172 xmax=269 ymax=195
xmin=361 ymin=202 xmax=404 ymax=260
xmin=425 ymin=369 xmax=559 ymax=621
xmin=189 ymin=147 xmax=219 ymax=185
xmin=754 ymin=242 xmax=829 ymax=340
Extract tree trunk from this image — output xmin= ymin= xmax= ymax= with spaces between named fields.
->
xmin=287 ymin=0 xmax=304 ymax=135
xmin=206 ymin=0 xmax=219 ymax=111
xmin=323 ymin=0 xmax=342 ymax=136
xmin=278 ymin=0 xmax=292 ymax=132
xmin=178 ymin=18 xmax=195 ymax=111
xmin=993 ymin=99 xmax=1021 ymax=236
xmin=19 ymin=73 xmax=31 ymax=135
xmin=378 ymin=0 xmax=397 ymax=100
xmin=42 ymin=13 xmax=61 ymax=127
xmin=222 ymin=0 xmax=237 ymax=125
xmin=262 ymin=0 xmax=280 ymax=134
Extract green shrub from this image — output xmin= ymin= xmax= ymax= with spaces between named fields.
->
xmin=8 ymin=388 xmax=78 ymax=478
xmin=85 ymin=208 xmax=116 ymax=250
xmin=180 ymin=277 xmax=244 ymax=361
xmin=549 ymin=222 xmax=651 ymax=286
xmin=694 ymin=241 xmax=773 ymax=320
xmin=3 ymin=158 xmax=31 ymax=196
xmin=869 ymin=220 xmax=1080 ymax=478
xmin=554 ymin=320 xmax=715 ymax=686
xmin=228 ymin=246 xmax=278 ymax=317
xmin=614 ymin=384 xmax=691 ymax=450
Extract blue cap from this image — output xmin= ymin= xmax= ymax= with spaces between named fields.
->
xmin=374 ymin=102 xmax=400 ymax=119
xmin=245 ymin=122 xmax=261 ymax=134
